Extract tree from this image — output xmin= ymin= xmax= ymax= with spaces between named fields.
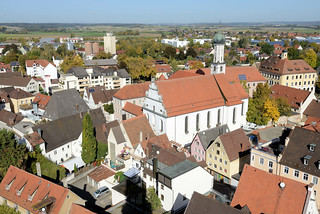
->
xmin=263 ymin=99 xmax=280 ymax=123
xmin=276 ymin=97 xmax=291 ymax=116
xmin=95 ymin=50 xmax=112 ymax=59
xmin=189 ymin=61 xmax=204 ymax=69
xmin=4 ymin=51 xmax=19 ymax=64
xmin=301 ymin=49 xmax=317 ymax=68
xmin=238 ymin=37 xmax=249 ymax=48
xmin=125 ymin=56 xmax=156 ymax=80
xmin=288 ymin=47 xmax=300 ymax=60
xmin=146 ymin=187 xmax=161 ymax=211
xmin=259 ymin=42 xmax=274 ymax=55
xmin=284 ymin=40 xmax=290 ymax=47
xmin=186 ymin=47 xmax=197 ymax=58
xmin=0 ymin=204 xmax=21 ymax=214
xmin=97 ymin=142 xmax=108 ymax=160
xmin=81 ymin=113 xmax=97 ymax=164
xmin=104 ymin=103 xmax=114 ymax=114
xmin=60 ymin=55 xmax=84 ymax=73
xmin=170 ymin=59 xmax=179 ymax=72
xmin=163 ymin=46 xmax=176 ymax=59
xmin=0 ymin=129 xmax=28 ymax=180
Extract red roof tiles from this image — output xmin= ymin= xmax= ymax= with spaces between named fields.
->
xmin=225 ymin=66 xmax=266 ymax=82
xmin=155 ymin=64 xmax=171 ymax=73
xmin=87 ymin=165 xmax=115 ymax=182
xmin=122 ymin=102 xmax=143 ymax=116
xmin=113 ymin=82 xmax=150 ymax=100
xmin=33 ymin=93 xmax=51 ymax=110
xmin=26 ymin=59 xmax=54 ymax=68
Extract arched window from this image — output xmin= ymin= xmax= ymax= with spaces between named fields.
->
xmin=233 ymin=107 xmax=236 ymax=124
xmin=185 ymin=116 xmax=189 ymax=134
xmin=207 ymin=111 xmax=211 ymax=128
xmin=196 ymin=114 xmax=200 ymax=131
xmin=217 ymin=109 xmax=221 ymax=125
xmin=241 ymin=103 xmax=244 ymax=116
xmin=160 ymin=120 xmax=163 ymax=133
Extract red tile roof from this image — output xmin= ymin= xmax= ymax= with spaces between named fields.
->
xmin=158 ymin=74 xmax=167 ymax=81
xmin=260 ymin=56 xmax=316 ymax=75
xmin=113 ymin=82 xmax=150 ymax=100
xmin=122 ymin=102 xmax=143 ymax=116
xmin=33 ymin=93 xmax=51 ymax=110
xmin=87 ymin=165 xmax=115 ymax=182
xmin=225 ymin=66 xmax=266 ymax=82
xmin=8 ymin=88 xmax=34 ymax=100
xmin=140 ymin=134 xmax=172 ymax=151
xmin=155 ymin=64 xmax=171 ymax=73
xmin=231 ymin=165 xmax=308 ymax=214
xmin=26 ymin=59 xmax=53 ymax=68
xmin=24 ymin=132 xmax=45 ymax=147
xmin=0 ymin=63 xmax=11 ymax=72
xmin=122 ymin=115 xmax=156 ymax=148
xmin=303 ymin=116 xmax=320 ymax=132
xmin=270 ymin=84 xmax=310 ymax=109
xmin=0 ymin=166 xmax=69 ymax=214
xmin=69 ymin=204 xmax=95 ymax=214
xmin=304 ymin=99 xmax=320 ymax=118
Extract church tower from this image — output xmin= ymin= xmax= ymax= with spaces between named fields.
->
xmin=211 ymin=31 xmax=226 ymax=74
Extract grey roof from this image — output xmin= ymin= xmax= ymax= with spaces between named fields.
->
xmin=160 ymin=159 xmax=198 ymax=179
xmin=255 ymin=126 xmax=285 ymax=143
xmin=92 ymin=66 xmax=104 ymax=77
xmin=111 ymin=126 xmax=126 ymax=144
xmin=43 ymin=89 xmax=90 ymax=121
xmin=13 ymin=121 xmax=34 ymax=135
xmin=67 ymin=66 xmax=88 ymax=78
xmin=197 ymin=125 xmax=229 ymax=150
xmin=84 ymin=59 xmax=117 ymax=66
xmin=33 ymin=108 xmax=106 ymax=152
xmin=116 ymin=69 xmax=131 ymax=78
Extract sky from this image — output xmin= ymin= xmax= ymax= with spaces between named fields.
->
xmin=0 ymin=0 xmax=319 ymax=24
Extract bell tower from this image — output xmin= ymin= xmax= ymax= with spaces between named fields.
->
xmin=211 ymin=29 xmax=226 ymax=74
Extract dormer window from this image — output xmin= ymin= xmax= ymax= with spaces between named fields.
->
xmin=309 ymin=144 xmax=316 ymax=152
xmin=304 ymin=155 xmax=312 ymax=165
xmin=318 ymin=161 xmax=320 ymax=169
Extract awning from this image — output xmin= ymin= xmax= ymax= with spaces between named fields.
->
xmin=123 ymin=167 xmax=140 ymax=179
xmin=60 ymin=156 xmax=86 ymax=172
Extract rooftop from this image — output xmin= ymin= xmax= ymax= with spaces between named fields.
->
xmin=113 ymin=82 xmax=150 ymax=100
xmin=87 ymin=165 xmax=116 ymax=182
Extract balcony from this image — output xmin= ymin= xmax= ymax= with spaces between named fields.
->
xmin=20 ymin=104 xmax=33 ymax=110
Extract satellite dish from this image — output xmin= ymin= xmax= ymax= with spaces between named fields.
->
xmin=279 ymin=182 xmax=285 ymax=188
xmin=156 ymin=151 xmax=159 ymax=155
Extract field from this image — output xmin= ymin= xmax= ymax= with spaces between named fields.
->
xmin=0 ymin=24 xmax=319 ymax=40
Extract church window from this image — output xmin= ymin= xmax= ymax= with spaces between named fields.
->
xmin=185 ymin=116 xmax=189 ymax=134
xmin=233 ymin=107 xmax=236 ymax=124
xmin=196 ymin=114 xmax=200 ymax=131
xmin=241 ymin=103 xmax=244 ymax=116
xmin=217 ymin=109 xmax=221 ymax=125
xmin=220 ymin=66 xmax=222 ymax=72
xmin=160 ymin=120 xmax=163 ymax=132
xmin=207 ymin=111 xmax=211 ymax=128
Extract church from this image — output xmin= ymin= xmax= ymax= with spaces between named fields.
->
xmin=143 ymin=32 xmax=249 ymax=146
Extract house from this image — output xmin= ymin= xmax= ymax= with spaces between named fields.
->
xmin=231 ymin=164 xmax=318 ymax=214
xmin=270 ymin=84 xmax=316 ymax=116
xmin=87 ymin=164 xmax=116 ymax=189
xmin=155 ymin=64 xmax=172 ymax=79
xmin=113 ymin=82 xmax=150 ymax=121
xmin=122 ymin=102 xmax=143 ymax=120
xmin=0 ymin=109 xmax=25 ymax=128
xmin=279 ymin=127 xmax=320 ymax=209
xmin=190 ymin=125 xmax=229 ymax=162
xmin=101 ymin=68 xmax=131 ymax=90
xmin=140 ymin=144 xmax=213 ymax=212
xmin=43 ymin=89 xmax=89 ymax=121
xmin=84 ymin=59 xmax=117 ymax=69
xmin=0 ymin=87 xmax=14 ymax=111
xmin=143 ymin=74 xmax=248 ymax=146
xmin=205 ymin=128 xmax=251 ymax=186
xmin=259 ymin=50 xmax=317 ymax=91
xmin=63 ymin=66 xmax=91 ymax=93
xmin=33 ymin=108 xmax=106 ymax=165
xmin=32 ymin=93 xmax=51 ymax=117
xmin=83 ymin=86 xmax=119 ymax=109
xmin=303 ymin=116 xmax=320 ymax=132
xmin=6 ymin=88 xmax=35 ymax=113
xmin=304 ymin=99 xmax=320 ymax=118
xmin=0 ymin=73 xmax=39 ymax=94
xmin=0 ymin=62 xmax=10 ymax=72
xmin=25 ymin=59 xmax=58 ymax=80
xmin=107 ymin=115 xmax=156 ymax=171
xmin=184 ymin=191 xmax=249 ymax=214
xmin=0 ymin=165 xmax=86 ymax=214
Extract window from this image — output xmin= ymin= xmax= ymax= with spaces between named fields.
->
xmin=303 ymin=173 xmax=309 ymax=181
xmin=294 ymin=170 xmax=299 ymax=178
xmin=284 ymin=166 xmax=289 ymax=174
xmin=286 ymin=76 xmax=289 ymax=80
xmin=209 ymin=154 xmax=212 ymax=158
xmin=149 ymin=175 xmax=152 ymax=181
xmin=219 ymin=166 xmax=222 ymax=171
xmin=161 ymin=194 xmax=164 ymax=201
xmin=214 ymin=164 xmax=217 ymax=168
xmin=62 ymin=147 xmax=64 ymax=151
xmin=66 ymin=153 xmax=68 ymax=158
xmin=143 ymin=173 xmax=146 ymax=178
xmin=54 ymin=150 xmax=57 ymax=155
xmin=268 ymin=161 xmax=273 ymax=168
xmin=216 ymin=150 xmax=220 ymax=155
xmin=232 ymin=107 xmax=236 ymax=124
xmin=214 ymin=156 xmax=217 ymax=160
xmin=207 ymin=111 xmax=211 ymax=128
xmin=21 ymin=101 xmax=23 ymax=104
xmin=224 ymin=160 xmax=227 ymax=165
xmin=219 ymin=158 xmax=222 ymax=163
xmin=313 ymin=177 xmax=318 ymax=185
xmin=185 ymin=116 xmax=188 ymax=134
xmin=251 ymin=155 xmax=254 ymax=161
xmin=217 ymin=109 xmax=221 ymax=125
xmin=259 ymin=158 xmax=264 ymax=165
xmin=160 ymin=120 xmax=163 ymax=132
xmin=241 ymin=103 xmax=244 ymax=116
xmin=161 ymin=184 xmax=164 ymax=190
xmin=196 ymin=114 xmax=200 ymax=131
xmin=209 ymin=162 xmax=212 ymax=166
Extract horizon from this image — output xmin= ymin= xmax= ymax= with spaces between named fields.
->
xmin=1 ymin=0 xmax=319 ymax=24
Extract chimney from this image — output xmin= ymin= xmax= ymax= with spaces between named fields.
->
xmin=36 ymin=162 xmax=41 ymax=177
xmin=140 ymin=131 xmax=143 ymax=142
xmin=285 ymin=137 xmax=290 ymax=147
xmin=75 ymin=104 xmax=79 ymax=111
xmin=38 ymin=128 xmax=42 ymax=137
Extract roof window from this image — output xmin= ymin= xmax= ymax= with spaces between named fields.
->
xmin=309 ymin=143 xmax=316 ymax=152
xmin=304 ymin=155 xmax=312 ymax=165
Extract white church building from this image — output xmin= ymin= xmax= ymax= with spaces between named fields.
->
xmin=143 ymin=32 xmax=249 ymax=146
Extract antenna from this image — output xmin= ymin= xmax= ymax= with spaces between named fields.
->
xmin=219 ymin=19 xmax=222 ymax=28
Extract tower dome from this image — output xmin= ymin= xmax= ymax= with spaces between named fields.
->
xmin=213 ymin=31 xmax=225 ymax=44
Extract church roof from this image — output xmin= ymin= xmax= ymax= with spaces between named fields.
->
xmin=213 ymin=31 xmax=225 ymax=44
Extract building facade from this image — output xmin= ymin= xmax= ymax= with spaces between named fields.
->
xmin=104 ymin=33 xmax=116 ymax=55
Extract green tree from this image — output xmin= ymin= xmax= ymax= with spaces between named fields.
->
xmin=146 ymin=187 xmax=161 ymax=211
xmin=163 ymin=46 xmax=176 ymax=59
xmin=288 ymin=47 xmax=300 ymax=60
xmin=238 ymin=37 xmax=249 ymax=48
xmin=284 ymin=40 xmax=290 ymax=47
xmin=104 ymin=103 xmax=114 ymax=114
xmin=97 ymin=142 xmax=108 ymax=160
xmin=170 ymin=59 xmax=179 ymax=72
xmin=276 ymin=97 xmax=291 ymax=116
xmin=81 ymin=113 xmax=97 ymax=164
xmin=189 ymin=61 xmax=204 ymax=69
xmin=95 ymin=50 xmax=112 ymax=59
xmin=259 ymin=42 xmax=274 ymax=55
xmin=0 ymin=204 xmax=21 ymax=214
xmin=186 ymin=47 xmax=197 ymax=58
xmin=4 ymin=51 xmax=19 ymax=64
xmin=0 ymin=129 xmax=28 ymax=180
xmin=301 ymin=49 xmax=317 ymax=68
xmin=60 ymin=55 xmax=84 ymax=73
xmin=125 ymin=56 xmax=156 ymax=80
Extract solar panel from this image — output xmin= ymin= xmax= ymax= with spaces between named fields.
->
xmin=89 ymin=89 xmax=95 ymax=93
xmin=238 ymin=74 xmax=247 ymax=81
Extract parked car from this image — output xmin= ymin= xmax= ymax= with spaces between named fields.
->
xmin=94 ymin=186 xmax=109 ymax=198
